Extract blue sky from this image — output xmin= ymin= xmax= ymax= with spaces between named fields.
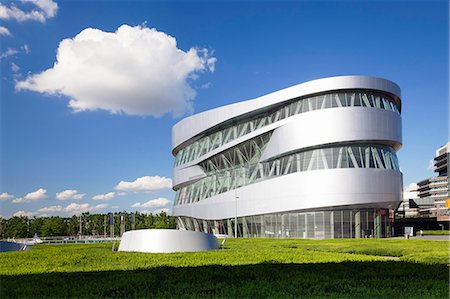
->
xmin=0 ymin=0 xmax=448 ymax=218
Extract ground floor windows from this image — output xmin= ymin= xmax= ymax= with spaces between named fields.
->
xmin=176 ymin=208 xmax=393 ymax=239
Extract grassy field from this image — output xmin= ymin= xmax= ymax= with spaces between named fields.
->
xmin=1 ymin=238 xmax=448 ymax=298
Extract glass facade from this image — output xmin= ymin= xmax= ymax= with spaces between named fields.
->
xmin=174 ymin=90 xmax=400 ymax=167
xmin=175 ymin=143 xmax=400 ymax=206
xmin=176 ymin=208 xmax=394 ymax=239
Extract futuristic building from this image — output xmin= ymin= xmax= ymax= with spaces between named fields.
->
xmin=172 ymin=76 xmax=403 ymax=239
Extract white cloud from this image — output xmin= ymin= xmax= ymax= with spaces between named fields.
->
xmin=21 ymin=44 xmax=30 ymax=54
xmin=404 ymin=183 xmax=418 ymax=192
xmin=0 ymin=192 xmax=14 ymax=200
xmin=63 ymin=203 xmax=90 ymax=213
xmin=25 ymin=188 xmax=47 ymax=200
xmin=37 ymin=203 xmax=108 ymax=214
xmin=200 ymin=82 xmax=212 ymax=89
xmin=11 ymin=62 xmax=20 ymax=73
xmin=37 ymin=205 xmax=63 ymax=213
xmin=131 ymin=197 xmax=171 ymax=209
xmin=111 ymin=205 xmax=120 ymax=209
xmin=0 ymin=0 xmax=58 ymax=23
xmin=56 ymin=189 xmax=86 ymax=200
xmin=92 ymin=191 xmax=115 ymax=201
xmin=64 ymin=203 xmax=107 ymax=214
xmin=94 ymin=203 xmax=108 ymax=210
xmin=115 ymin=176 xmax=172 ymax=192
xmin=17 ymin=202 xmax=109 ymax=217
xmin=13 ymin=188 xmax=47 ymax=203
xmin=0 ymin=45 xmax=30 ymax=61
xmin=13 ymin=210 xmax=35 ymax=217
xmin=0 ymin=26 xmax=11 ymax=36
xmin=427 ymin=159 xmax=435 ymax=172
xmin=16 ymin=24 xmax=216 ymax=117
xmin=0 ymin=48 xmax=19 ymax=60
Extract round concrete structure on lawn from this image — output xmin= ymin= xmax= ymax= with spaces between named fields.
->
xmin=118 ymin=229 xmax=218 ymax=253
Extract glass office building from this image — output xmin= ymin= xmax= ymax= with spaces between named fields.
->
xmin=172 ymin=76 xmax=403 ymax=238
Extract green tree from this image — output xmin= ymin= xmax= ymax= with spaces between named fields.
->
xmin=5 ymin=216 xmax=28 ymax=238
xmin=67 ymin=216 xmax=79 ymax=236
xmin=30 ymin=217 xmax=44 ymax=237
xmin=0 ymin=217 xmax=6 ymax=238
xmin=40 ymin=217 xmax=67 ymax=237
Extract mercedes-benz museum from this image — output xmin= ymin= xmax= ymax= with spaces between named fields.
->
xmin=172 ymin=76 xmax=403 ymax=239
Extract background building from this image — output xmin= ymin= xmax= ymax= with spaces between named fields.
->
xmin=398 ymin=185 xmax=420 ymax=218
xmin=416 ymin=143 xmax=449 ymax=220
xmin=172 ymin=76 xmax=403 ymax=239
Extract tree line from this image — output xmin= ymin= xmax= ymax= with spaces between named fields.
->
xmin=0 ymin=211 xmax=176 ymax=239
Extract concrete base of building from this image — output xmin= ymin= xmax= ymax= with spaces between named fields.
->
xmin=118 ymin=229 xmax=218 ymax=253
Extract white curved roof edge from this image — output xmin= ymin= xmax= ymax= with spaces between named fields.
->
xmin=172 ymin=75 xmax=401 ymax=153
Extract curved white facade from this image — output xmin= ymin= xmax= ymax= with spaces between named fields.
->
xmin=172 ymin=76 xmax=403 ymax=239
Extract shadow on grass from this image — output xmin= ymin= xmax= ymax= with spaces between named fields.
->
xmin=2 ymin=261 xmax=448 ymax=298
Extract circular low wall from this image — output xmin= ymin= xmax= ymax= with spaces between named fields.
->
xmin=118 ymin=229 xmax=218 ymax=253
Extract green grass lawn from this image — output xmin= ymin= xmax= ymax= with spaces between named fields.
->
xmin=1 ymin=238 xmax=448 ymax=298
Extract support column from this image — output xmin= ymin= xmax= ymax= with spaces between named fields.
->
xmin=375 ymin=212 xmax=381 ymax=238
xmin=260 ymin=215 xmax=265 ymax=237
xmin=355 ymin=211 xmax=361 ymax=238
xmin=193 ymin=219 xmax=200 ymax=232
xmin=242 ymin=217 xmax=248 ymax=238
xmin=203 ymin=220 xmax=208 ymax=233
xmin=330 ymin=211 xmax=334 ymax=239
xmin=214 ymin=220 xmax=219 ymax=235
xmin=227 ymin=219 xmax=233 ymax=237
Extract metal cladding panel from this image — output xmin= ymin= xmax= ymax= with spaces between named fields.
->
xmin=260 ymin=107 xmax=402 ymax=161
xmin=172 ymin=76 xmax=401 ymax=153
xmin=172 ymin=168 xmax=403 ymax=220
xmin=172 ymin=165 xmax=206 ymax=188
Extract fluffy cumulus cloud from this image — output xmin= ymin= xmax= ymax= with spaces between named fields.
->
xmin=0 ymin=192 xmax=14 ymax=200
xmin=131 ymin=197 xmax=171 ymax=209
xmin=56 ymin=189 xmax=86 ymax=200
xmin=16 ymin=24 xmax=216 ymax=117
xmin=13 ymin=188 xmax=47 ymax=203
xmin=0 ymin=0 xmax=58 ymax=23
xmin=115 ymin=176 xmax=172 ymax=192
xmin=92 ymin=191 xmax=115 ymax=201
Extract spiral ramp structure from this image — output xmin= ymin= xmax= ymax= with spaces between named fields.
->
xmin=172 ymin=76 xmax=403 ymax=239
